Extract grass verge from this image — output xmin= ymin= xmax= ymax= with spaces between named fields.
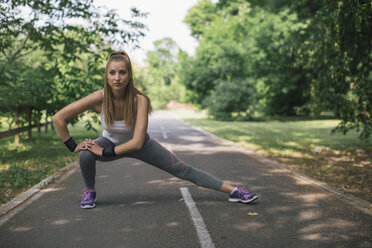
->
xmin=0 ymin=121 xmax=102 ymax=206
xmin=171 ymin=109 xmax=372 ymax=202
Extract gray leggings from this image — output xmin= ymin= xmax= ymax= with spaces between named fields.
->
xmin=79 ymin=134 xmax=223 ymax=191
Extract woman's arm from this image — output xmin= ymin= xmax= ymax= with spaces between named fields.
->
xmin=52 ymin=90 xmax=103 ymax=144
xmin=87 ymin=94 xmax=149 ymax=156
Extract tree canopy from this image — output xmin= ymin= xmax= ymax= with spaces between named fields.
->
xmin=180 ymin=0 xmax=372 ymax=138
xmin=0 ymin=0 xmax=147 ymax=134
xmin=135 ymin=37 xmax=187 ymax=109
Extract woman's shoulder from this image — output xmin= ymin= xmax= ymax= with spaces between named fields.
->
xmin=78 ymin=90 xmax=103 ymax=102
xmin=93 ymin=89 xmax=104 ymax=97
xmin=89 ymin=90 xmax=104 ymax=112
xmin=135 ymin=94 xmax=147 ymax=103
xmin=87 ymin=89 xmax=103 ymax=101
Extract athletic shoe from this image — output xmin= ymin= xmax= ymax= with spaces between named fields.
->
xmin=229 ymin=186 xmax=258 ymax=203
xmin=80 ymin=188 xmax=96 ymax=209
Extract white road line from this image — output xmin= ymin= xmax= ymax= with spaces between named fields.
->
xmin=162 ymin=130 xmax=168 ymax=139
xmin=180 ymin=187 xmax=215 ymax=248
xmin=160 ymin=125 xmax=168 ymax=139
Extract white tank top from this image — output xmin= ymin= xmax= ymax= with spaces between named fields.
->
xmin=100 ymin=90 xmax=134 ymax=145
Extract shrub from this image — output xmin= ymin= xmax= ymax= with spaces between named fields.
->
xmin=204 ymin=78 xmax=256 ymax=120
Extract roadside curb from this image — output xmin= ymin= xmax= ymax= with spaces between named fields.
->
xmin=0 ymin=161 xmax=79 ymax=217
xmin=169 ymin=111 xmax=372 ymax=216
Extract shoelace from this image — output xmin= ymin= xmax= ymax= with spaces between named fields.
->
xmin=83 ymin=191 xmax=92 ymax=201
xmin=237 ymin=187 xmax=250 ymax=195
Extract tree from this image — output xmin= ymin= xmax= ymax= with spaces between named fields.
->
xmin=182 ymin=0 xmax=372 ymax=138
xmin=184 ymin=0 xmax=217 ymax=39
xmin=181 ymin=0 xmax=309 ymax=118
xmin=141 ymin=38 xmax=186 ymax=109
xmin=296 ymin=1 xmax=372 ymax=138
xmin=146 ymin=38 xmax=179 ymax=86
xmin=0 ymin=0 xmax=147 ymax=140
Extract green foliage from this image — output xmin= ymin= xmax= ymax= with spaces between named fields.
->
xmin=246 ymin=8 xmax=310 ymax=115
xmin=180 ymin=0 xmax=372 ymax=138
xmin=178 ymin=32 xmax=247 ymax=104
xmin=184 ymin=0 xmax=217 ymax=39
xmin=137 ymin=37 xmax=188 ymax=109
xmin=310 ymin=1 xmax=372 ymax=139
xmin=0 ymin=0 xmax=147 ymax=135
xmin=206 ymin=78 xmax=256 ymax=120
xmin=181 ymin=1 xmax=309 ymax=115
xmin=146 ymin=37 xmax=178 ymax=86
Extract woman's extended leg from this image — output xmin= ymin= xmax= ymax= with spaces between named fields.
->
xmin=129 ymin=138 xmax=224 ymax=191
xmin=129 ymin=138 xmax=257 ymax=203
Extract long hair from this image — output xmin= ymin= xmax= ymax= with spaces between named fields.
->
xmin=103 ymin=51 xmax=152 ymax=128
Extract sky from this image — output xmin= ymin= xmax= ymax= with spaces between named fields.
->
xmin=94 ymin=0 xmax=200 ymax=65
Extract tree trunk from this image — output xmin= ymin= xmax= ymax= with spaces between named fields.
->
xmin=7 ymin=118 xmax=14 ymax=131
xmin=14 ymin=107 xmax=20 ymax=145
xmin=45 ymin=112 xmax=48 ymax=133
xmin=28 ymin=107 xmax=32 ymax=140
xmin=37 ymin=121 xmax=41 ymax=135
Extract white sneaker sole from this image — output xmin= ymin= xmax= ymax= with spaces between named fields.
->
xmin=80 ymin=203 xmax=95 ymax=209
xmin=229 ymin=195 xmax=258 ymax=203
xmin=80 ymin=197 xmax=97 ymax=209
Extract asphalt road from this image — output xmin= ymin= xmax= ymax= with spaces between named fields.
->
xmin=0 ymin=110 xmax=371 ymax=248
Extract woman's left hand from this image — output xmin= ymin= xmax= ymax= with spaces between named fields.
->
xmin=85 ymin=139 xmax=104 ymax=156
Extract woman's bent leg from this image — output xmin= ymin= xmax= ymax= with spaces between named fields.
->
xmin=78 ymin=136 xmax=117 ymax=188
xmin=130 ymin=138 xmax=223 ymax=191
xmin=79 ymin=150 xmax=97 ymax=188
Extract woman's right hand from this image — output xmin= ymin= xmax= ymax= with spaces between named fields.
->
xmin=74 ymin=139 xmax=91 ymax=152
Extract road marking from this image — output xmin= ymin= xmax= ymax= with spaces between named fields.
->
xmin=180 ymin=187 xmax=215 ymax=248
xmin=161 ymin=125 xmax=168 ymax=139
xmin=162 ymin=130 xmax=168 ymax=139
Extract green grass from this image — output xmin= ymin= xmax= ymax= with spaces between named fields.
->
xmin=0 ymin=121 xmax=102 ymax=206
xmin=171 ymin=109 xmax=372 ymax=202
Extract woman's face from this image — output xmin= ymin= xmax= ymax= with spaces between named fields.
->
xmin=107 ymin=60 xmax=130 ymax=92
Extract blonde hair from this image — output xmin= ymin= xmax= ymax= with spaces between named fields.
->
xmin=103 ymin=51 xmax=152 ymax=128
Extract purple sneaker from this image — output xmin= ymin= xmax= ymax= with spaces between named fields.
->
xmin=229 ymin=186 xmax=258 ymax=203
xmin=80 ymin=189 xmax=96 ymax=209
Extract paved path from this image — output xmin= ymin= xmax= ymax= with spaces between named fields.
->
xmin=0 ymin=111 xmax=371 ymax=248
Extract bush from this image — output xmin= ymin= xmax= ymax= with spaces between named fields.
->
xmin=204 ymin=78 xmax=256 ymax=120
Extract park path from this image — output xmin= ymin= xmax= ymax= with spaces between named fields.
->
xmin=0 ymin=110 xmax=371 ymax=248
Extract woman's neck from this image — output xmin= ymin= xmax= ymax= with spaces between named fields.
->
xmin=111 ymin=89 xmax=125 ymax=101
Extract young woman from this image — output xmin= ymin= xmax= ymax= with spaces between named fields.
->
xmin=52 ymin=51 xmax=258 ymax=209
